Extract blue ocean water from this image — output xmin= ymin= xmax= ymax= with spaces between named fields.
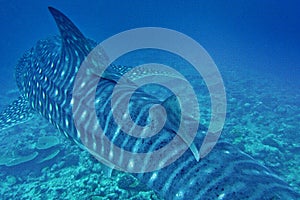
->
xmin=0 ymin=0 xmax=299 ymax=199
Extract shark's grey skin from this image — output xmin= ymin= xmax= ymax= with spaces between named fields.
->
xmin=0 ymin=7 xmax=299 ymax=199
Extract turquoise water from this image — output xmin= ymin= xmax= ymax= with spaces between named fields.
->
xmin=0 ymin=1 xmax=299 ymax=199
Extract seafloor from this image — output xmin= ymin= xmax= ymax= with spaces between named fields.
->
xmin=0 ymin=64 xmax=299 ymax=199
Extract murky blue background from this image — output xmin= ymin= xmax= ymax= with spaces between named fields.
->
xmin=0 ymin=0 xmax=299 ymax=90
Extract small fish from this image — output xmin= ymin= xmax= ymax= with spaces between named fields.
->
xmin=0 ymin=7 xmax=299 ymax=199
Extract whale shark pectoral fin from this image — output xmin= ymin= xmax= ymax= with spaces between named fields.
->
xmin=189 ymin=142 xmax=200 ymax=162
xmin=101 ymin=165 xmax=114 ymax=178
xmin=161 ymin=95 xmax=201 ymax=161
xmin=0 ymin=96 xmax=35 ymax=131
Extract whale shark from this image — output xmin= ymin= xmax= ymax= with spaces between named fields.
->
xmin=0 ymin=7 xmax=299 ymax=199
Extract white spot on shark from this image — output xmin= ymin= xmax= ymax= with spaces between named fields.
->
xmin=175 ymin=191 xmax=184 ymax=198
xmin=80 ymin=82 xmax=86 ymax=88
xmin=65 ymin=118 xmax=69 ymax=127
xmin=128 ymin=159 xmax=134 ymax=169
xmin=70 ymin=98 xmax=74 ymax=106
xmin=109 ymin=151 xmax=113 ymax=160
xmin=82 ymin=111 xmax=87 ymax=119
xmin=150 ymin=172 xmax=157 ymax=181
xmin=77 ymin=130 xmax=81 ymax=138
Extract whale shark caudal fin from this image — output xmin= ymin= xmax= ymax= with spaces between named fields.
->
xmin=0 ymin=96 xmax=34 ymax=131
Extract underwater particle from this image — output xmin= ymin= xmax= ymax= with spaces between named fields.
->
xmin=36 ymin=136 xmax=60 ymax=149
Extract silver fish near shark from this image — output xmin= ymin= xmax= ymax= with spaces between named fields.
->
xmin=0 ymin=7 xmax=299 ymax=199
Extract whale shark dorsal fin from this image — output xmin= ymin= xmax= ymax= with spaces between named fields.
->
xmin=48 ymin=7 xmax=92 ymax=54
xmin=0 ymin=96 xmax=35 ymax=131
